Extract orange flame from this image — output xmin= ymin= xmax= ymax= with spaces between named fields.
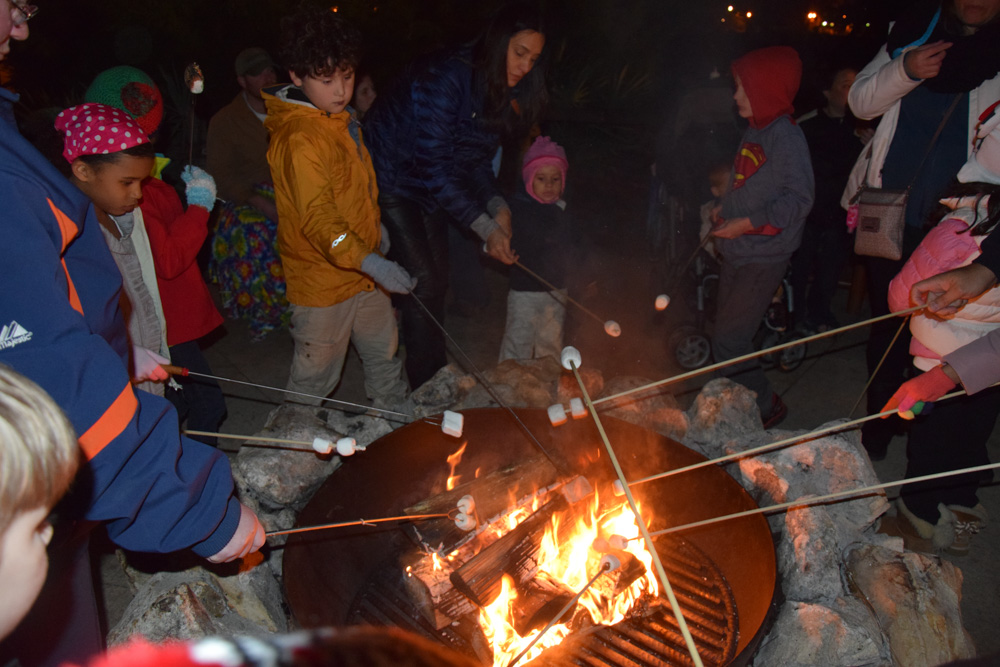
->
xmin=445 ymin=442 xmax=467 ymax=491
xmin=478 ymin=491 xmax=658 ymax=665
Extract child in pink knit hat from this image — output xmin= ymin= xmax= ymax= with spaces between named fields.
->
xmin=499 ymin=136 xmax=573 ymax=362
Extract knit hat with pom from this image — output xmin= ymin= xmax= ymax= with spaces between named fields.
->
xmin=522 ymin=136 xmax=568 ymax=204
xmin=84 ymin=66 xmax=164 ymax=136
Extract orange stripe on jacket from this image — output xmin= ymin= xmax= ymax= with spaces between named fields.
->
xmin=47 ymin=199 xmax=84 ymax=315
xmin=79 ymin=384 xmax=138 ymax=460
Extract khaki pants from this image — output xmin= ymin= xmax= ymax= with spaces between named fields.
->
xmin=499 ymin=289 xmax=567 ymax=363
xmin=287 ymin=289 xmax=407 ymax=407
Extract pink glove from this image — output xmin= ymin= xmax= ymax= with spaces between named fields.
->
xmin=131 ymin=345 xmax=169 ymax=383
xmin=880 ymin=366 xmax=957 ymax=418
xmin=206 ymin=502 xmax=266 ymax=563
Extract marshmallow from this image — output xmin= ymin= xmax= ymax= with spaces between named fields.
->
xmin=599 ymin=553 xmax=622 ymax=572
xmin=591 ymin=536 xmax=610 ymax=553
xmin=547 ymin=403 xmax=568 ymax=427
xmin=604 ymin=320 xmax=621 ymax=337
xmin=312 ymin=437 xmax=334 ymax=455
xmin=454 ymin=513 xmax=476 ymax=531
xmin=190 ymin=79 xmax=204 ymax=94
xmin=608 ymin=534 xmax=629 ymax=550
xmin=336 ymin=437 xmax=358 ymax=457
xmin=612 ymin=480 xmax=625 ymax=496
xmin=655 ymin=294 xmax=670 ymax=311
xmin=457 ymin=494 xmax=475 ymax=515
xmin=569 ymin=397 xmax=587 ymax=419
xmin=561 ymin=346 xmax=582 ymax=371
xmin=441 ymin=410 xmax=464 ymax=438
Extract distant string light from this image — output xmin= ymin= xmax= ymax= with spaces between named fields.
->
xmin=727 ymin=5 xmax=734 ymax=11
xmin=807 ymin=11 xmax=817 ymax=19
xmin=746 ymin=11 xmax=752 ymax=17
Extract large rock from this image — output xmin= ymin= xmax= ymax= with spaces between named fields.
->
xmin=108 ymin=559 xmax=287 ymax=646
xmin=683 ymin=379 xmax=762 ymax=458
xmin=736 ymin=423 xmax=889 ymax=545
xmin=597 ymin=376 xmax=688 ymax=440
xmin=845 ymin=543 xmax=975 ymax=665
xmin=752 ymin=597 xmax=887 ymax=667
xmin=777 ymin=505 xmax=845 ymax=603
xmin=411 ymin=364 xmax=476 ymax=417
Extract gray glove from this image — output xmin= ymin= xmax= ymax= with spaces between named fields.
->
xmin=379 ymin=223 xmax=391 ymax=255
xmin=361 ymin=254 xmax=416 ymax=294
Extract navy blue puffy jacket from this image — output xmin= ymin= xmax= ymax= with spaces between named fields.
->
xmin=364 ymin=48 xmax=504 ymax=229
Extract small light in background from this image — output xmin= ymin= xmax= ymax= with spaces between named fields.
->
xmin=807 ymin=11 xmax=817 ymax=19
xmin=821 ymin=20 xmax=828 ymax=25
xmin=331 ymin=5 xmax=339 ymax=12
xmin=746 ymin=11 xmax=752 ymax=17
xmin=727 ymin=5 xmax=734 ymax=11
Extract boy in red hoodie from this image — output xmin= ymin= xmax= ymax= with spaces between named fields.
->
xmin=710 ymin=46 xmax=814 ymax=427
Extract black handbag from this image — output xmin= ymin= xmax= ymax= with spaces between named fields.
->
xmin=852 ymin=93 xmax=962 ymax=260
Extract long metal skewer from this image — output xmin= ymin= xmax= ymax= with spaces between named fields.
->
xmin=644 ymin=460 xmax=1000 ymax=538
xmin=513 ymin=260 xmax=606 ymax=326
xmin=568 ymin=360 xmax=705 ymax=667
xmin=407 ymin=292 xmax=569 ymax=475
xmin=265 ymin=512 xmax=452 ymax=538
xmin=161 ymin=364 xmax=427 ymax=424
xmin=591 ymin=304 xmax=926 ymax=408
xmin=507 ymin=560 xmax=612 ymax=667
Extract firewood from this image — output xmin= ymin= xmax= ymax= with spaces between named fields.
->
xmin=402 ymin=454 xmax=560 ymax=552
xmin=511 ymin=572 xmax=577 ymax=636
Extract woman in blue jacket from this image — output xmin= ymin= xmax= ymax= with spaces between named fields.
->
xmin=365 ymin=2 xmax=548 ymax=387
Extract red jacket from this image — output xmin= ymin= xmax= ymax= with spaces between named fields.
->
xmin=140 ymin=177 xmax=223 ymax=346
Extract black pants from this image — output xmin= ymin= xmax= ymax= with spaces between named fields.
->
xmin=901 ymin=385 xmax=1000 ymax=522
xmin=378 ymin=194 xmax=450 ymax=388
xmin=165 ymin=339 xmax=227 ymax=447
xmin=789 ymin=219 xmax=851 ymax=329
xmin=860 ymin=226 xmax=926 ymax=452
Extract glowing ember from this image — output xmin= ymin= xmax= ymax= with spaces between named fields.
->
xmin=478 ymin=492 xmax=658 ymax=665
xmin=445 ymin=442 xmax=467 ymax=491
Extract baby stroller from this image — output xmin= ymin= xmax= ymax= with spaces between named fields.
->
xmin=667 ymin=247 xmax=809 ymax=372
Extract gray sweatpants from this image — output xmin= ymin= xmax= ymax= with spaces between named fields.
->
xmin=499 ymin=289 xmax=567 ymax=363
xmin=286 ymin=289 xmax=407 ymax=407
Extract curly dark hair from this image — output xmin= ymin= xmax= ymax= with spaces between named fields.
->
xmin=472 ymin=1 xmax=549 ymax=140
xmin=279 ymin=4 xmax=362 ymax=79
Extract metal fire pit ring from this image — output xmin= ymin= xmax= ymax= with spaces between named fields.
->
xmin=282 ymin=408 xmax=776 ymax=665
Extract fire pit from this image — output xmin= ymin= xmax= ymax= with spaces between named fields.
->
xmin=283 ymin=408 xmax=776 ymax=665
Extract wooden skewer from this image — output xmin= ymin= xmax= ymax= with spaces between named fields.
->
xmin=568 ymin=361 xmax=705 ymax=667
xmin=645 ymin=460 xmax=1000 ymax=538
xmin=591 ymin=304 xmax=926 ymax=408
xmin=183 ymin=430 xmax=317 ymax=452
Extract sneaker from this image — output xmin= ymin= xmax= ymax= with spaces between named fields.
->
xmin=880 ymin=499 xmax=937 ymax=554
xmin=941 ymin=504 xmax=988 ymax=556
xmin=761 ymin=393 xmax=788 ymax=429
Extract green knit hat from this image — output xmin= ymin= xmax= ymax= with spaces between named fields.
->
xmin=84 ymin=66 xmax=164 ymax=136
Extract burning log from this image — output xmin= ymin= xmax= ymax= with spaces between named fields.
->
xmin=402 ymin=454 xmax=561 ymax=552
xmin=511 ymin=572 xmax=577 ymax=636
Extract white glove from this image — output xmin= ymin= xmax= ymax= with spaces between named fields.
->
xmin=207 ymin=502 xmax=266 ymax=563
xmin=361 ymin=254 xmax=417 ymax=294
xmin=131 ymin=345 xmax=169 ymax=383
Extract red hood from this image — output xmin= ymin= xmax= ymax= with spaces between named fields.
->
xmin=732 ymin=46 xmax=802 ymax=129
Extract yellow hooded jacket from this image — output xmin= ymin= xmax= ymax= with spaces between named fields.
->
xmin=264 ymin=84 xmax=382 ymax=307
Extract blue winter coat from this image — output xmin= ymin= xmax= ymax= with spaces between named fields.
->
xmin=0 ymin=88 xmax=240 ymax=557
xmin=364 ymin=47 xmax=506 ymax=232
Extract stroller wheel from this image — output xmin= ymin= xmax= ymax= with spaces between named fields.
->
xmin=669 ymin=325 xmax=712 ymax=369
xmin=778 ymin=336 xmax=807 ymax=372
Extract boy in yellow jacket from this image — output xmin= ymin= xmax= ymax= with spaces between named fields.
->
xmin=265 ymin=7 xmax=413 ymax=408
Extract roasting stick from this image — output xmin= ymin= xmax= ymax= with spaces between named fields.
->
xmin=590 ymin=304 xmax=926 ymax=408
xmin=160 ymin=364 xmax=436 ymax=425
xmin=642 ymin=460 xmax=1000 ymax=539
xmin=567 ymin=360 xmax=705 ymax=667
xmin=620 ymin=383 xmax=998 ymax=492
xmin=184 ymin=430 xmax=317 ymax=451
xmin=513 ymin=260 xmax=605 ymax=326
xmin=407 ymin=292 xmax=571 ymax=475
xmin=265 ymin=513 xmax=452 ymax=538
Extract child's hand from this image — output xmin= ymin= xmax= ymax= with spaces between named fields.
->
xmin=181 ymin=165 xmax=217 ymax=210
xmin=131 ymin=345 xmax=170 ymax=383
xmin=711 ymin=217 xmax=753 ymax=239
xmin=206 ymin=502 xmax=266 ymax=563
xmin=880 ymin=365 xmax=958 ymax=418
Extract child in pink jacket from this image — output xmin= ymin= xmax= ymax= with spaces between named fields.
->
xmin=886 ymin=186 xmax=1000 ymax=555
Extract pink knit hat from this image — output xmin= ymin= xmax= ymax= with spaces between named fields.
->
xmin=55 ymin=103 xmax=148 ymax=163
xmin=522 ymin=136 xmax=568 ymax=203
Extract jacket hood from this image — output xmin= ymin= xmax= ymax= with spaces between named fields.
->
xmin=732 ymin=46 xmax=802 ymax=129
xmin=262 ymin=83 xmax=354 ymax=132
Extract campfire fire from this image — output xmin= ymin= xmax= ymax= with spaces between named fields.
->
xmin=477 ymin=492 xmax=659 ymax=665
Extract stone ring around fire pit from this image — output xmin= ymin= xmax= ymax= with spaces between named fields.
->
xmin=283 ymin=407 xmax=776 ymax=666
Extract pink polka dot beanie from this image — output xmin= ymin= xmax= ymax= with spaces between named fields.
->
xmin=55 ymin=103 xmax=149 ymax=164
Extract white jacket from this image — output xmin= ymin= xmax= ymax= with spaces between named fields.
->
xmin=840 ymin=42 xmax=1000 ymax=209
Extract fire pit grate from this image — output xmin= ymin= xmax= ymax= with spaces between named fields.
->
xmin=346 ymin=534 xmax=738 ymax=666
